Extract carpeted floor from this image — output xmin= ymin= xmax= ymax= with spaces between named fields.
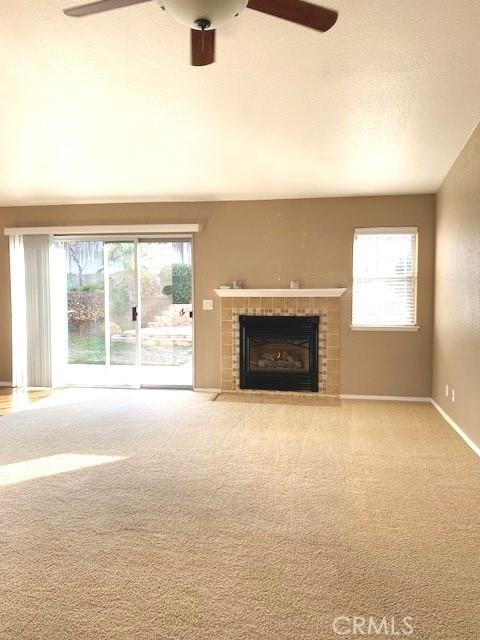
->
xmin=1 ymin=390 xmax=479 ymax=639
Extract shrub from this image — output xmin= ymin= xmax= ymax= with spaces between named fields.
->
xmin=162 ymin=263 xmax=192 ymax=304
xmin=70 ymin=282 xmax=104 ymax=293
xmin=68 ymin=291 xmax=105 ymax=325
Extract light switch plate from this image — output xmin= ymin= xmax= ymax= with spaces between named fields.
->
xmin=203 ymin=299 xmax=214 ymax=311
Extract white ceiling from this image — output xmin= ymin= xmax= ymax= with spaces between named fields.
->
xmin=1 ymin=0 xmax=480 ymax=205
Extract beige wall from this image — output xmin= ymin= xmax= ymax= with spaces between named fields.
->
xmin=433 ymin=123 xmax=480 ymax=447
xmin=0 ymin=195 xmax=435 ymax=395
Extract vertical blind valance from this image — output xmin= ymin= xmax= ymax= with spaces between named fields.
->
xmin=352 ymin=228 xmax=418 ymax=328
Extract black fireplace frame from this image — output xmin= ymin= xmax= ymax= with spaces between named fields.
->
xmin=239 ymin=315 xmax=319 ymax=392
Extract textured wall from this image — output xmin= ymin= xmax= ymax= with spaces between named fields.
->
xmin=0 ymin=195 xmax=435 ymax=395
xmin=433 ymin=123 xmax=480 ymax=447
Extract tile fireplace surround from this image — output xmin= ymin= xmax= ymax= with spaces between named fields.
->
xmin=216 ymin=289 xmax=346 ymax=396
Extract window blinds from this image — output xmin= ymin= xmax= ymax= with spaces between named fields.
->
xmin=352 ymin=228 xmax=418 ymax=328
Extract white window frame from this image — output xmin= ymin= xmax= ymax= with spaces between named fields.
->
xmin=351 ymin=227 xmax=419 ymax=332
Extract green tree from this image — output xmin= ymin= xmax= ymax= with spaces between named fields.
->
xmin=162 ymin=263 xmax=192 ymax=304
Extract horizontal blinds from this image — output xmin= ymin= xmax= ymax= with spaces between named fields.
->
xmin=352 ymin=229 xmax=418 ymax=327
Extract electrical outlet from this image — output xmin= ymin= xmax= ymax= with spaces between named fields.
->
xmin=202 ymin=299 xmax=214 ymax=311
xmin=451 ymin=388 xmax=455 ymax=403
xmin=445 ymin=384 xmax=449 ymax=398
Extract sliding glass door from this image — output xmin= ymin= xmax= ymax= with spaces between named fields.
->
xmin=56 ymin=237 xmax=192 ymax=388
xmin=63 ymin=239 xmax=108 ymax=384
xmin=105 ymin=241 xmax=139 ymax=385
xmin=138 ymin=240 xmax=193 ymax=386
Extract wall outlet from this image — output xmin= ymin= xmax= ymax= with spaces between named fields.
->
xmin=202 ymin=299 xmax=214 ymax=311
xmin=451 ymin=388 xmax=455 ymax=403
xmin=445 ymin=384 xmax=449 ymax=398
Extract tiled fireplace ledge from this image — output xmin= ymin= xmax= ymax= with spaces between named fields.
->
xmin=214 ymin=288 xmax=346 ymax=298
xmin=216 ymin=289 xmax=345 ymax=397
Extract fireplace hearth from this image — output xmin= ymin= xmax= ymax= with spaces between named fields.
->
xmin=240 ymin=315 xmax=319 ymax=392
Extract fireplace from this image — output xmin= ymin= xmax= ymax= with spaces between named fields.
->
xmin=239 ymin=315 xmax=319 ymax=392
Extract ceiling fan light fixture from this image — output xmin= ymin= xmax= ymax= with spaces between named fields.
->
xmin=63 ymin=0 xmax=338 ymax=67
xmin=159 ymin=0 xmax=248 ymax=29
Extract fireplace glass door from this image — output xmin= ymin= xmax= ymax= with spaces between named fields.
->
xmin=240 ymin=315 xmax=319 ymax=392
xmin=249 ymin=337 xmax=311 ymax=373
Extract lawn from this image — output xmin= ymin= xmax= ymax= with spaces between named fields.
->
xmin=68 ymin=335 xmax=191 ymax=366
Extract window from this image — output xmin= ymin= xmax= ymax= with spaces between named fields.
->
xmin=352 ymin=227 xmax=418 ymax=329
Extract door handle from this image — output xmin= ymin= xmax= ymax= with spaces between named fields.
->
xmin=132 ymin=306 xmax=138 ymax=322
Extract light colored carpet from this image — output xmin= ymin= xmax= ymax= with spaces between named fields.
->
xmin=1 ymin=390 xmax=479 ymax=639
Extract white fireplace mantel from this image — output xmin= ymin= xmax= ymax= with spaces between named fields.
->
xmin=214 ymin=288 xmax=347 ymax=298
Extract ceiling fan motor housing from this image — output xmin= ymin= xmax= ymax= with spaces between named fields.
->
xmin=160 ymin=0 xmax=248 ymax=29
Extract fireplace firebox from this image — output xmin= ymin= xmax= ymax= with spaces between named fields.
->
xmin=239 ymin=315 xmax=319 ymax=392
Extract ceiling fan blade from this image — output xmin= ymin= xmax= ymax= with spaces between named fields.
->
xmin=191 ymin=29 xmax=215 ymax=66
xmin=247 ymin=0 xmax=337 ymax=32
xmin=64 ymin=0 xmax=151 ymax=18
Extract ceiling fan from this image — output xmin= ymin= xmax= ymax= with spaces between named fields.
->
xmin=63 ymin=0 xmax=338 ymax=66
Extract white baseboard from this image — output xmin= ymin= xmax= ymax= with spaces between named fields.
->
xmin=194 ymin=388 xmax=221 ymax=394
xmin=0 ymin=381 xmax=12 ymax=387
xmin=431 ymin=399 xmax=480 ymax=458
xmin=340 ymin=394 xmax=431 ymax=402
xmin=319 ymin=393 xmax=480 ymax=459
